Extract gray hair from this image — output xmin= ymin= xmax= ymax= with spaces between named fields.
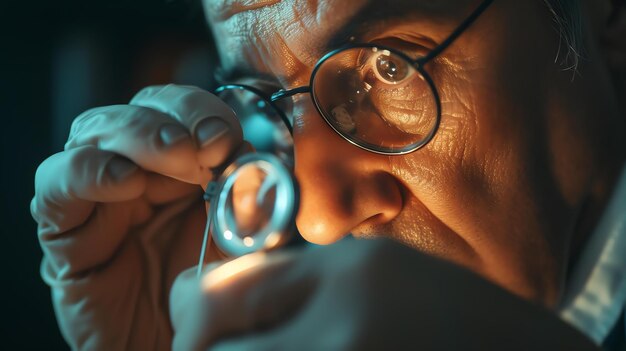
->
xmin=543 ymin=0 xmax=584 ymax=71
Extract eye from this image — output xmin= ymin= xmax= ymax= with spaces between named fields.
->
xmin=372 ymin=52 xmax=413 ymax=85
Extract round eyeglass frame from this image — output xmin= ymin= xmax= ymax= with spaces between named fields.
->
xmin=213 ymin=0 xmax=494 ymax=156
xmin=313 ymin=44 xmax=440 ymax=155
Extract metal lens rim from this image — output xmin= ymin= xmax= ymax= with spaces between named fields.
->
xmin=214 ymin=84 xmax=293 ymax=135
xmin=309 ymin=43 xmax=442 ymax=156
xmin=211 ymin=153 xmax=297 ymax=257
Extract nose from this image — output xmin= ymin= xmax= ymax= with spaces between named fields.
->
xmin=293 ymin=102 xmax=404 ymax=245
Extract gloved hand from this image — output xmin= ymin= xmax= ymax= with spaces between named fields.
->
xmin=169 ymin=239 xmax=600 ymax=351
xmin=31 ymin=84 xmax=243 ymax=350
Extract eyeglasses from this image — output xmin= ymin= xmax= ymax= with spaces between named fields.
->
xmin=214 ymin=0 xmax=494 ymax=156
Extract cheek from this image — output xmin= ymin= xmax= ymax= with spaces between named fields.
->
xmin=390 ymin=60 xmax=488 ymax=199
xmin=388 ymin=51 xmax=569 ymax=301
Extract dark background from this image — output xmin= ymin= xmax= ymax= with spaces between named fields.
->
xmin=2 ymin=0 xmax=216 ymax=348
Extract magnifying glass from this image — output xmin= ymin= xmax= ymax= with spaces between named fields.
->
xmin=196 ymin=84 xmax=298 ymax=277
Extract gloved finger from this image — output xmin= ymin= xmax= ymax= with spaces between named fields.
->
xmin=65 ymin=104 xmax=206 ymax=185
xmin=32 ymin=145 xmax=147 ymax=236
xmin=38 ymin=198 xmax=151 ymax=279
xmin=170 ymin=263 xmax=224 ymax=351
xmin=130 ymin=84 xmax=244 ymax=169
xmin=32 ymin=145 xmax=152 ymax=277
xmin=199 ymin=140 xmax=255 ymax=192
xmin=204 ymin=251 xmax=314 ymax=342
xmin=169 ymin=251 xmax=314 ymax=351
xmin=144 ymin=172 xmax=202 ymax=205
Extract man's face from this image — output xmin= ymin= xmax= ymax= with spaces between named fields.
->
xmin=204 ymin=0 xmax=622 ymax=305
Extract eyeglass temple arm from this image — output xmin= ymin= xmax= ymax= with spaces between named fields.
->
xmin=270 ymin=86 xmax=310 ymax=133
xmin=271 ymin=86 xmax=310 ymax=102
xmin=419 ymin=0 xmax=494 ymax=64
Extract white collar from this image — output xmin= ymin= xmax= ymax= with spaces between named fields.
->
xmin=558 ymin=164 xmax=626 ymax=344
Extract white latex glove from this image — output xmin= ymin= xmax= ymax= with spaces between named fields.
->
xmin=31 ymin=84 xmax=242 ymax=350
xmin=169 ymin=239 xmax=599 ymax=351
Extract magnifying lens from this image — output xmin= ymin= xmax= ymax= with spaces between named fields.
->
xmin=197 ymin=84 xmax=298 ymax=277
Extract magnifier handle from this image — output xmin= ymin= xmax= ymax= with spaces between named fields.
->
xmin=197 ymin=181 xmax=220 ymax=279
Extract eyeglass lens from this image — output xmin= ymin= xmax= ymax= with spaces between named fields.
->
xmin=216 ymin=87 xmax=294 ymax=165
xmin=312 ymin=47 xmax=438 ymax=154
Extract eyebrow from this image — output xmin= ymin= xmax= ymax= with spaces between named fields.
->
xmin=216 ymin=1 xmax=463 ymax=85
xmin=323 ymin=10 xmax=395 ymax=52
xmin=322 ymin=1 xmax=454 ymax=53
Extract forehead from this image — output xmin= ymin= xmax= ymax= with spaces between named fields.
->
xmin=203 ymin=0 xmax=473 ymax=84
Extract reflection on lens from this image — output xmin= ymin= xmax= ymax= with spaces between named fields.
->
xmin=330 ymin=104 xmax=356 ymax=134
xmin=226 ymin=164 xmax=277 ymax=238
xmin=375 ymin=53 xmax=410 ymax=83
xmin=216 ymin=87 xmax=293 ymax=165
xmin=312 ymin=46 xmax=439 ymax=154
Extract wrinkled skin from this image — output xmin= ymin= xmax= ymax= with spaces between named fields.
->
xmin=206 ymin=0 xmax=626 ymax=303
xmin=32 ymin=0 xmax=626 ymax=349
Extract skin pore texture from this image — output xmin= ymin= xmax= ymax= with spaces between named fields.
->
xmin=203 ymin=0 xmax=626 ymax=306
